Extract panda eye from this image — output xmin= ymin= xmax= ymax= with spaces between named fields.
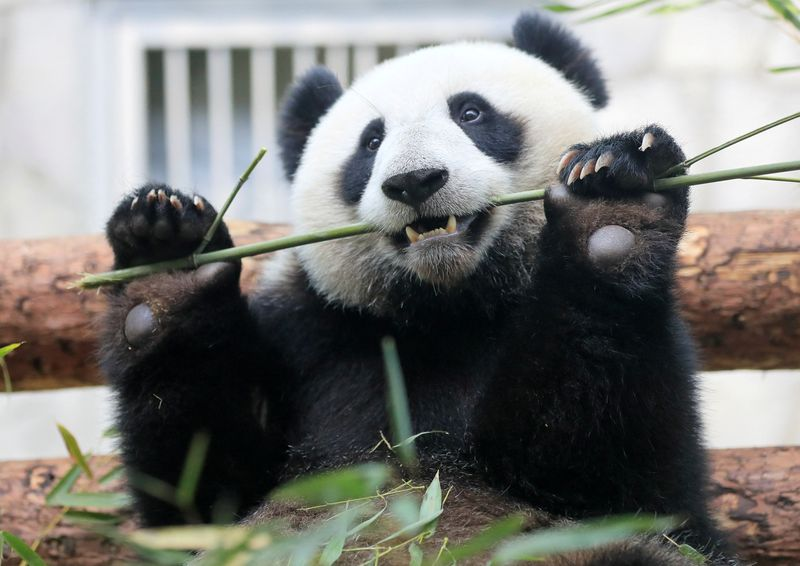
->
xmin=460 ymin=107 xmax=481 ymax=123
xmin=366 ymin=136 xmax=382 ymax=151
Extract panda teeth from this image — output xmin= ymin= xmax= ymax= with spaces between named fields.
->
xmin=406 ymin=215 xmax=458 ymax=244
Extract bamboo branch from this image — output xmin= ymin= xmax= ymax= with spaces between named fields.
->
xmin=661 ymin=110 xmax=800 ymax=177
xmin=73 ymin=160 xmax=800 ymax=290
xmin=194 ymin=148 xmax=266 ymax=255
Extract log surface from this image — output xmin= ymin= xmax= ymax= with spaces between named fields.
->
xmin=1 ymin=447 xmax=798 ymax=565
xmin=1 ymin=211 xmax=799 ymax=391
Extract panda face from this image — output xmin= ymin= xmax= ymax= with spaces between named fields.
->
xmin=287 ymin=42 xmax=598 ymax=310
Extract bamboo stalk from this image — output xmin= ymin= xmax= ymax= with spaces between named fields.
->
xmin=74 ymin=160 xmax=800 ymax=289
xmin=660 ymin=111 xmax=800 ymax=177
xmin=194 ymin=148 xmax=266 ymax=255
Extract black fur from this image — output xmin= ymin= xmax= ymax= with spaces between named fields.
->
xmin=340 ymin=118 xmax=385 ymax=203
xmin=513 ymin=12 xmax=609 ymax=108
xmin=278 ymin=66 xmax=343 ymax=180
xmin=448 ymin=92 xmax=524 ymax=164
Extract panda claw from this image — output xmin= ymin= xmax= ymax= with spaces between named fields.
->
xmin=193 ymin=195 xmax=205 ymax=211
xmin=639 ymin=132 xmax=655 ymax=152
xmin=157 ymin=189 xmax=168 ymax=204
xmin=580 ymin=159 xmax=596 ymax=180
xmin=557 ymin=149 xmax=580 ymax=175
xmin=130 ymin=197 xmax=139 ymax=211
xmin=595 ymin=151 xmax=615 ymax=172
xmin=567 ymin=163 xmax=582 ymax=185
xmin=169 ymin=195 xmax=183 ymax=211
xmin=146 ymin=189 xmax=157 ymax=204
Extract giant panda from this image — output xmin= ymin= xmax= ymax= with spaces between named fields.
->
xmin=101 ymin=11 xmax=738 ymax=565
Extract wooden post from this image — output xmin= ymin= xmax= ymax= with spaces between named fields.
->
xmin=1 ymin=211 xmax=799 ymax=391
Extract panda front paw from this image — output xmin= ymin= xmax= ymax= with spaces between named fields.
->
xmin=556 ymin=125 xmax=685 ymax=197
xmin=543 ymin=127 xmax=689 ymax=290
xmin=106 ymin=184 xmax=233 ymax=269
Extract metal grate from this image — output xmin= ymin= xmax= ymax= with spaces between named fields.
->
xmin=143 ymin=45 xmax=406 ymax=222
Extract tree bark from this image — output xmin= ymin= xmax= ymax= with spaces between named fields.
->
xmin=1 ymin=211 xmax=799 ymax=391
xmin=1 ymin=447 xmax=798 ymax=565
xmin=677 ymin=211 xmax=800 ymax=371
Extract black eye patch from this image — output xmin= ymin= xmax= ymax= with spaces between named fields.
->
xmin=340 ymin=118 xmax=385 ymax=204
xmin=447 ymin=92 xmax=523 ymax=164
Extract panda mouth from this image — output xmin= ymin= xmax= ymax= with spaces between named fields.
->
xmin=394 ymin=210 xmax=490 ymax=247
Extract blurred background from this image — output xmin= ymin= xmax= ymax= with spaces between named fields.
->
xmin=1 ymin=0 xmax=799 ymax=459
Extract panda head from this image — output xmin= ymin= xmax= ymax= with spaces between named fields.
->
xmin=277 ymin=12 xmax=607 ymax=313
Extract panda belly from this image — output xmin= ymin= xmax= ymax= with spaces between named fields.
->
xmin=276 ymin=320 xmax=495 ymax=473
xmin=260 ymin=285 xmax=504 ymax=476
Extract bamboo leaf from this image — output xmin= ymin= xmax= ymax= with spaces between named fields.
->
xmin=580 ymin=0 xmax=656 ymax=22
xmin=0 ymin=531 xmax=47 ymax=566
xmin=45 ymin=465 xmax=82 ymax=506
xmin=542 ymin=3 xmax=582 ymax=12
xmin=128 ymin=525 xmax=260 ymax=551
xmin=408 ymin=542 xmax=424 ymax=566
xmin=393 ymin=431 xmax=449 ymax=450
xmin=347 ymin=503 xmax=388 ymax=537
xmin=390 ymin=494 xmax=421 ymax=527
xmin=175 ymin=432 xmax=210 ymax=509
xmin=446 ymin=515 xmax=526 ymax=562
xmin=375 ymin=508 xmax=444 ymax=545
xmin=382 ymin=336 xmax=418 ymax=469
xmin=318 ymin=524 xmax=347 ymax=566
xmin=649 ymin=0 xmax=708 ymax=14
xmin=418 ymin=472 xmax=442 ymax=524
xmin=765 ymin=0 xmax=800 ymax=31
xmin=677 ymin=543 xmax=707 ymax=564
xmin=56 ymin=424 xmax=93 ymax=479
xmin=0 ymin=343 xmax=23 ymax=358
xmin=492 ymin=515 xmax=679 ymax=563
xmin=63 ymin=510 xmax=124 ymax=524
xmin=270 ymin=463 xmax=391 ymax=505
xmin=50 ymin=491 xmax=131 ymax=509
xmin=769 ymin=65 xmax=800 ymax=73
xmin=98 ymin=465 xmax=126 ymax=485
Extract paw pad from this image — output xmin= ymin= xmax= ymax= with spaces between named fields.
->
xmin=124 ymin=304 xmax=157 ymax=348
xmin=587 ymin=225 xmax=635 ymax=268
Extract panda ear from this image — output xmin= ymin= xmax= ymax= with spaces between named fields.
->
xmin=278 ymin=66 xmax=344 ymax=180
xmin=512 ymin=12 xmax=608 ymax=109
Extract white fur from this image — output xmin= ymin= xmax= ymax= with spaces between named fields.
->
xmin=277 ymin=41 xmax=599 ymax=311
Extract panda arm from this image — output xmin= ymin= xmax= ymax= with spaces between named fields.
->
xmin=100 ymin=186 xmax=285 ymax=526
xmin=471 ymin=128 xmax=733 ymax=558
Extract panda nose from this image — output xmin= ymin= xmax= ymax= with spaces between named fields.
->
xmin=381 ymin=168 xmax=449 ymax=206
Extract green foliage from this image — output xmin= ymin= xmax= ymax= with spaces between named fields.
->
xmin=57 ymin=423 xmax=94 ymax=479
xmin=0 ymin=342 xmax=23 ymax=393
xmin=175 ymin=432 xmax=210 ymax=509
xmin=491 ymin=515 xmax=680 ymax=564
xmin=382 ymin=336 xmax=418 ymax=469
xmin=0 ymin=530 xmax=47 ymax=566
xmin=270 ymin=463 xmax=392 ymax=505
xmin=543 ymin=0 xmax=800 ymax=53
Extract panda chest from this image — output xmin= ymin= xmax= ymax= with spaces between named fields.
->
xmin=287 ymin=322 xmax=499 ymax=462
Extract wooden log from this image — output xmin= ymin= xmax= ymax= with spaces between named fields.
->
xmin=1 ymin=211 xmax=799 ymax=391
xmin=677 ymin=211 xmax=800 ymax=371
xmin=1 ymin=447 xmax=798 ymax=565
xmin=0 ymin=221 xmax=289 ymax=391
